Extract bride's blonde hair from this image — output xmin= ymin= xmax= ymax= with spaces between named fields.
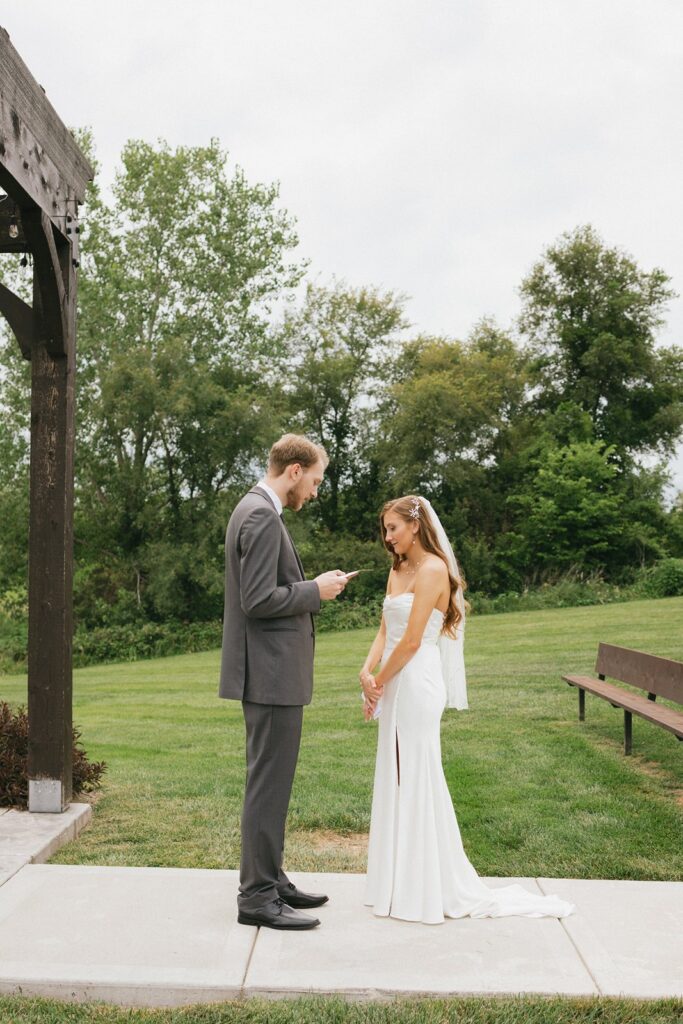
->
xmin=380 ymin=494 xmax=468 ymax=637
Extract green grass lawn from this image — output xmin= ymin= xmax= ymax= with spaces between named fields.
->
xmin=0 ymin=995 xmax=681 ymax=1024
xmin=2 ymin=598 xmax=682 ymax=1023
xmin=1 ymin=596 xmax=681 ymax=880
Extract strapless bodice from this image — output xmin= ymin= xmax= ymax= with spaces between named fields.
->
xmin=383 ymin=592 xmax=444 ymax=650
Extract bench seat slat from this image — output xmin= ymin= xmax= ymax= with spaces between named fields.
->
xmin=563 ymin=674 xmax=683 ymax=738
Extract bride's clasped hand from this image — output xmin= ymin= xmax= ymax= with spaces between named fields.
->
xmin=358 ymin=494 xmax=576 ymax=925
xmin=360 ymin=668 xmax=382 ymax=721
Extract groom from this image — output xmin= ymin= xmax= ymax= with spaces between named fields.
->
xmin=219 ymin=434 xmax=348 ymax=930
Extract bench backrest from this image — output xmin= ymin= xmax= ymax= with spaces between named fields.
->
xmin=596 ymin=643 xmax=683 ymax=705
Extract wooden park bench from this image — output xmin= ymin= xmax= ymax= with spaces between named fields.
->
xmin=563 ymin=643 xmax=683 ymax=755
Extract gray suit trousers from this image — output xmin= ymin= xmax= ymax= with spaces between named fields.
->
xmin=238 ymin=701 xmax=303 ymax=910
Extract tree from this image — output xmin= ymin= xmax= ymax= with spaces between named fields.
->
xmin=375 ymin=321 xmax=531 ymax=575
xmin=283 ymin=281 xmax=407 ymax=532
xmin=506 ymin=441 xmax=623 ymax=576
xmin=520 ymin=225 xmax=683 ymax=459
xmin=502 ymin=438 xmax=671 ymax=583
xmin=74 ymin=138 xmax=303 ymax=622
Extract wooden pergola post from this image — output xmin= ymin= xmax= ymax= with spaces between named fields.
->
xmin=0 ymin=28 xmax=93 ymax=812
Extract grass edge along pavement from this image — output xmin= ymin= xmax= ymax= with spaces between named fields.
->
xmin=1 ymin=596 xmax=682 ymax=882
xmin=0 ymin=995 xmax=682 ymax=1024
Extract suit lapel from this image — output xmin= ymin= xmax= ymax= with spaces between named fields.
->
xmin=249 ymin=486 xmax=305 ymax=582
xmin=281 ymin=516 xmax=306 ymax=580
xmin=278 ymin=520 xmax=315 ymax=633
xmin=248 ymin=486 xmax=316 ymax=635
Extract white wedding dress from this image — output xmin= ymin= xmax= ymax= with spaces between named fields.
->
xmin=364 ymin=593 xmax=575 ymax=924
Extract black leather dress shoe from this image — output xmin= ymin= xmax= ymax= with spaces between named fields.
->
xmin=278 ymin=881 xmax=329 ymax=909
xmin=237 ymin=897 xmax=320 ymax=930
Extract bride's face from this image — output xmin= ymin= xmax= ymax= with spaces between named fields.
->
xmin=383 ymin=512 xmax=418 ymax=557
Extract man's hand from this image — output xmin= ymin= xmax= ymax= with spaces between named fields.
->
xmin=315 ymin=569 xmax=348 ymax=601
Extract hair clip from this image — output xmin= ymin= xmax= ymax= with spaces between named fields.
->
xmin=408 ymin=498 xmax=421 ymax=520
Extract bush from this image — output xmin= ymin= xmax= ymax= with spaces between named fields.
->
xmin=638 ymin=558 xmax=683 ymax=598
xmin=73 ymin=619 xmax=224 ymax=667
xmin=467 ymin=573 xmax=636 ymax=615
xmin=0 ymin=585 xmax=28 ymax=621
xmin=0 ymin=702 xmax=106 ymax=808
xmin=296 ymin=531 xmax=388 ymax=586
xmin=317 ymin=593 xmax=385 ymax=632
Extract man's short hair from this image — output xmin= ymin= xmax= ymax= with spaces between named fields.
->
xmin=268 ymin=434 xmax=328 ymax=476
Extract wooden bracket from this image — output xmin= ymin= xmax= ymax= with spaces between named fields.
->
xmin=0 ymin=278 xmax=32 ymax=358
xmin=21 ymin=206 xmax=68 ymax=356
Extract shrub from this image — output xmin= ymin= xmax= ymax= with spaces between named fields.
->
xmin=639 ymin=558 xmax=683 ymax=598
xmin=0 ymin=586 xmax=28 ymax=621
xmin=72 ymin=619 xmax=224 ymax=667
xmin=317 ymin=593 xmax=385 ymax=632
xmin=0 ymin=702 xmax=106 ymax=808
xmin=467 ymin=571 xmax=637 ymax=615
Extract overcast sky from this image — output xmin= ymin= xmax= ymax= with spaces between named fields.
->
xmin=3 ymin=0 xmax=682 ymax=490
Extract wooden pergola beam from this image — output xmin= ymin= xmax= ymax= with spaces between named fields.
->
xmin=0 ymin=27 xmax=92 ymax=228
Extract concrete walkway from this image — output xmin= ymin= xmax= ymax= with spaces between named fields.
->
xmin=0 ymin=806 xmax=681 ymax=1007
xmin=0 ymin=802 xmax=91 ymax=885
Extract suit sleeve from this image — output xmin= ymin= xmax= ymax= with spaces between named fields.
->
xmin=238 ymin=506 xmax=322 ymax=619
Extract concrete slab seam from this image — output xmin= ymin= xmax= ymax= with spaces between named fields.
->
xmin=535 ymin=876 xmax=603 ymax=995
xmin=0 ymin=863 xmax=25 ymax=890
xmin=240 ymin=924 xmax=260 ymax=993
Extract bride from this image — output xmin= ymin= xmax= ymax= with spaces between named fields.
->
xmin=359 ymin=494 xmax=575 ymax=924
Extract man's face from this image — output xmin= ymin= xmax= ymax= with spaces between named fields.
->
xmin=285 ymin=459 xmax=325 ymax=511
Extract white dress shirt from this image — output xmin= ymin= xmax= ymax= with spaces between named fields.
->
xmin=255 ymin=479 xmax=283 ymax=516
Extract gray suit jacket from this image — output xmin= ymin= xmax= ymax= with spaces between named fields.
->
xmin=218 ymin=486 xmax=321 ymax=705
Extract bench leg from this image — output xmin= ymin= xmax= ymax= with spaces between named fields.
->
xmin=624 ymin=710 xmax=632 ymax=755
xmin=578 ymin=688 xmax=585 ymax=722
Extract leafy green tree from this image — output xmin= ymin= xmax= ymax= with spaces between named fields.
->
xmin=520 ymin=225 xmax=683 ymax=458
xmin=375 ymin=321 xmax=531 ymax=579
xmin=501 ymin=439 xmax=670 ymax=584
xmin=379 ymin=321 xmax=528 ymax=485
xmin=283 ymin=281 xmax=407 ymax=532
xmin=74 ymin=138 xmax=303 ymax=622
xmin=505 ymin=441 xmax=624 ymax=576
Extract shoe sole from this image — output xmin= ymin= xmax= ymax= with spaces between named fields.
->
xmin=237 ymin=913 xmax=320 ymax=930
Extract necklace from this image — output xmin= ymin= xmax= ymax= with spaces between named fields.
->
xmin=401 ymin=557 xmax=424 ymax=576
